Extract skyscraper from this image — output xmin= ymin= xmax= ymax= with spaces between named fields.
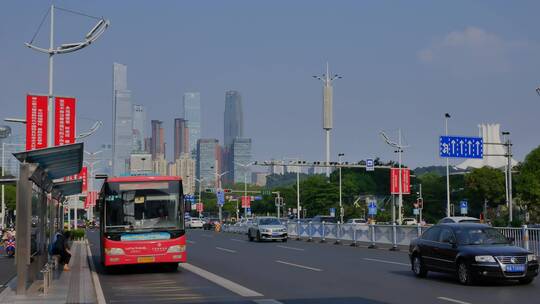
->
xmin=174 ymin=118 xmax=189 ymax=161
xmin=151 ymin=120 xmax=165 ymax=160
xmin=196 ymin=139 xmax=218 ymax=187
xmin=232 ymin=138 xmax=252 ymax=184
xmin=112 ymin=63 xmax=133 ymax=176
xmin=182 ymin=92 xmax=201 ymax=156
xmin=132 ymin=104 xmax=146 ymax=152
xmin=224 ymin=90 xmax=243 ymax=147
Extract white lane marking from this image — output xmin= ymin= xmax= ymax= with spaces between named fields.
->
xmin=275 ymin=260 xmax=323 ymax=272
xmin=86 ymin=240 xmax=106 ymax=304
xmin=437 ymin=297 xmax=473 ymax=304
xmin=363 ymin=257 xmax=409 ymax=266
xmin=276 ymin=245 xmax=305 ymax=251
xmin=216 ymin=247 xmax=237 ymax=253
xmin=186 ymin=240 xmax=196 ymax=244
xmin=231 ymin=238 xmax=247 ymax=242
xmin=253 ymin=299 xmax=285 ymax=304
xmin=179 ymin=263 xmax=263 ymax=297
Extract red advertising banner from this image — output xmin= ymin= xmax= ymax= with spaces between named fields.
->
xmin=196 ymin=202 xmax=204 ymax=213
xmin=64 ymin=166 xmax=88 ymax=193
xmin=390 ymin=168 xmax=411 ymax=194
xmin=241 ymin=196 xmax=251 ymax=208
xmin=26 ymin=94 xmax=48 ymax=151
xmin=84 ymin=191 xmax=97 ymax=209
xmin=54 ymin=96 xmax=76 ymax=146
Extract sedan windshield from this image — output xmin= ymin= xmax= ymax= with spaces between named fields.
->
xmin=259 ymin=218 xmax=281 ymax=225
xmin=455 ymin=227 xmax=508 ymax=245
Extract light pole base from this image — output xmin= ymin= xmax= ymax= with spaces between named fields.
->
xmin=368 ymin=244 xmax=377 ymax=249
xmin=389 ymin=246 xmax=399 ymax=251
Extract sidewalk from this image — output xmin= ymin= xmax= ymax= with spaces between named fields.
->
xmin=0 ymin=241 xmax=97 ymax=304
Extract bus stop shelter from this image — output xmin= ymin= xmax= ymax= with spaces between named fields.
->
xmin=12 ymin=143 xmax=83 ymax=295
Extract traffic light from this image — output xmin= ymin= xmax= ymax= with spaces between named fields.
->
xmin=224 ymin=189 xmax=232 ymax=193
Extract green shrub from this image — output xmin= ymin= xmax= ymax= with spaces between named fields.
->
xmin=70 ymin=229 xmax=86 ymax=240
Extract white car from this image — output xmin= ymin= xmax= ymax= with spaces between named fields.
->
xmin=346 ymin=218 xmax=368 ymax=226
xmin=438 ymin=216 xmax=480 ymax=224
xmin=187 ymin=218 xmax=205 ymax=229
xmin=402 ymin=218 xmax=418 ymax=225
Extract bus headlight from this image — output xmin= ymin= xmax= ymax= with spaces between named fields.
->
xmin=167 ymin=245 xmax=186 ymax=253
xmin=105 ymin=248 xmax=125 ymax=256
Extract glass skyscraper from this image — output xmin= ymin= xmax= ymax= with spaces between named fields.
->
xmin=132 ymin=104 xmax=146 ymax=152
xmin=196 ymin=138 xmax=218 ymax=187
xmin=112 ymin=62 xmax=132 ymax=176
xmin=232 ymin=138 xmax=252 ymax=184
xmin=224 ymin=90 xmax=243 ymax=148
xmin=182 ymin=92 xmax=201 ymax=156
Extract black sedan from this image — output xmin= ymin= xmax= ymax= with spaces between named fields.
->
xmin=409 ymin=223 xmax=539 ymax=285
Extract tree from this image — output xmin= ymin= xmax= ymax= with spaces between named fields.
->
xmin=5 ymin=185 xmax=16 ymax=210
xmin=464 ymin=167 xmax=505 ymax=216
xmin=516 ymin=145 xmax=540 ymax=221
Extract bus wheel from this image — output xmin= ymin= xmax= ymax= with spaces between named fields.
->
xmin=164 ymin=263 xmax=178 ymax=272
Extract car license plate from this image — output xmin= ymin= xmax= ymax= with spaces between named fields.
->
xmin=506 ymin=264 xmax=525 ymax=272
xmin=272 ymin=232 xmax=280 ymax=236
xmin=137 ymin=256 xmax=155 ymax=263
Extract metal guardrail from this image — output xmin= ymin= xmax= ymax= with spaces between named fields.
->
xmin=221 ymin=222 xmax=540 ymax=256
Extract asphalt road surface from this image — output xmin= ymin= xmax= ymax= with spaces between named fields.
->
xmin=88 ymin=229 xmax=540 ymax=304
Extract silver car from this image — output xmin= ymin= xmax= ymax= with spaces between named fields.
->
xmin=247 ymin=217 xmax=288 ymax=242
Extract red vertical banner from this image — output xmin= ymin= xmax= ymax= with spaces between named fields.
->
xmin=26 ymin=94 xmax=48 ymax=151
xmin=85 ymin=191 xmax=97 ymax=208
xmin=196 ymin=202 xmax=204 ymax=213
xmin=241 ymin=196 xmax=251 ymax=208
xmin=390 ymin=168 xmax=411 ymax=194
xmin=65 ymin=166 xmax=87 ymax=193
xmin=54 ymin=96 xmax=76 ymax=146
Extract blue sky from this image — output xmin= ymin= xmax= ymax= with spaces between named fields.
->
xmin=1 ymin=1 xmax=540 ymax=168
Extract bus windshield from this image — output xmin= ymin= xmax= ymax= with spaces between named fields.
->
xmin=104 ymin=181 xmax=182 ymax=232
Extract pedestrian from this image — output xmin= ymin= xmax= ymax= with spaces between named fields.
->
xmin=52 ymin=230 xmax=72 ymax=271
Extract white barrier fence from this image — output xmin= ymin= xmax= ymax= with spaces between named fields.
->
xmin=221 ymin=222 xmax=540 ymax=256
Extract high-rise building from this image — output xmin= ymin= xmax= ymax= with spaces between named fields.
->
xmin=224 ymin=90 xmax=244 ymax=147
xmin=132 ymin=105 xmax=146 ymax=152
xmin=196 ymin=139 xmax=218 ymax=187
xmin=112 ymin=63 xmax=133 ymax=176
xmin=174 ymin=118 xmax=189 ymax=161
xmin=152 ymin=154 xmax=168 ymax=176
xmin=252 ymin=172 xmax=268 ymax=187
xmin=269 ymin=160 xmax=285 ymax=175
xmin=175 ymin=153 xmax=196 ymax=194
xmin=129 ymin=153 xmax=152 ymax=175
xmin=232 ymin=138 xmax=252 ymax=184
xmin=150 ymin=120 xmax=165 ymax=160
xmin=182 ymin=93 xmax=201 ymax=156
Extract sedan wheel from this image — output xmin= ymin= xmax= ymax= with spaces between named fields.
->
xmin=256 ymin=231 xmax=261 ymax=242
xmin=412 ymin=255 xmax=427 ymax=278
xmin=457 ymin=261 xmax=474 ymax=285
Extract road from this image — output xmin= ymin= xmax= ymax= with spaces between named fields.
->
xmin=88 ymin=229 xmax=540 ymax=304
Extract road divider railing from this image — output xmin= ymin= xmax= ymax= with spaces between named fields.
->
xmin=221 ymin=222 xmax=540 ymax=256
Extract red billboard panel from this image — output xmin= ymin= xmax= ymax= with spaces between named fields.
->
xmin=85 ymin=191 xmax=97 ymax=209
xmin=390 ymin=168 xmax=411 ymax=194
xmin=54 ymin=96 xmax=76 ymax=146
xmin=196 ymin=202 xmax=204 ymax=213
xmin=64 ymin=166 xmax=88 ymax=193
xmin=26 ymin=94 xmax=48 ymax=151
xmin=241 ymin=196 xmax=251 ymax=208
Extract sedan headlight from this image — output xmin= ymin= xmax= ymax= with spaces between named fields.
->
xmin=261 ymin=228 xmax=271 ymax=233
xmin=105 ymin=248 xmax=125 ymax=256
xmin=475 ymin=255 xmax=496 ymax=263
xmin=167 ymin=245 xmax=186 ymax=253
xmin=528 ymin=254 xmax=537 ymax=262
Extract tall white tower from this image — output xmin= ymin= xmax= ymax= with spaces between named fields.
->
xmin=313 ymin=63 xmax=341 ymax=177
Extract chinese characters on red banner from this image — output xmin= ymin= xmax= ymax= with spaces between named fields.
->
xmin=54 ymin=97 xmax=76 ymax=146
xmin=241 ymin=196 xmax=251 ymax=208
xmin=64 ymin=167 xmax=88 ymax=193
xmin=26 ymin=95 xmax=48 ymax=151
xmin=390 ymin=168 xmax=411 ymax=194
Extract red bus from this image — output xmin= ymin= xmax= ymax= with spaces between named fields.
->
xmin=97 ymin=176 xmax=187 ymax=270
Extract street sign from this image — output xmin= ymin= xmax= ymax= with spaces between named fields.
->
xmin=439 ymin=136 xmax=483 ymax=159
xmin=246 ymin=208 xmax=252 ymax=216
xmin=460 ymin=200 xmax=468 ymax=215
xmin=329 ymin=208 xmax=336 ymax=217
xmin=216 ymin=190 xmax=225 ymax=206
xmin=390 ymin=168 xmax=411 ymax=194
xmin=254 ymin=196 xmax=262 ymax=201
xmin=366 ymin=158 xmax=375 ymax=171
xmin=368 ymin=201 xmax=377 ymax=216
xmin=241 ymin=196 xmax=251 ymax=208
xmin=413 ymin=208 xmax=419 ymax=215
xmin=261 ymin=189 xmax=272 ymax=196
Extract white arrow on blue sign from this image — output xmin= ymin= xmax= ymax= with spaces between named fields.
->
xmin=366 ymin=158 xmax=375 ymax=171
xmin=439 ymin=136 xmax=483 ymax=159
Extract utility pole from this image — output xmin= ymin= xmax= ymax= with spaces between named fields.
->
xmin=338 ymin=153 xmax=344 ymax=224
xmin=445 ymin=113 xmax=451 ymax=217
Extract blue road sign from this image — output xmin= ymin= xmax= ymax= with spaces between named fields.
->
xmin=368 ymin=201 xmax=377 ymax=216
xmin=366 ymin=158 xmax=375 ymax=171
xmin=254 ymin=196 xmax=262 ymax=201
xmin=439 ymin=136 xmax=483 ymax=159
xmin=329 ymin=208 xmax=336 ymax=217
xmin=460 ymin=200 xmax=468 ymax=215
xmin=216 ymin=190 xmax=225 ymax=206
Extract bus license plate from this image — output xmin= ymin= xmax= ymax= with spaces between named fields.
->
xmin=137 ymin=256 xmax=155 ymax=263
xmin=506 ymin=264 xmax=525 ymax=272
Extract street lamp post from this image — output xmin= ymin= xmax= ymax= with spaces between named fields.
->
xmin=502 ymin=131 xmax=513 ymax=223
xmin=380 ymin=130 xmax=407 ymax=225
xmin=445 ymin=113 xmax=451 ymax=217
xmin=338 ymin=153 xmax=345 ymax=224
xmin=214 ymin=171 xmax=229 ymax=222
xmin=194 ymin=177 xmax=205 ymax=218
xmin=234 ymin=162 xmax=255 ymax=217
xmin=84 ymin=150 xmax=102 ymax=221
